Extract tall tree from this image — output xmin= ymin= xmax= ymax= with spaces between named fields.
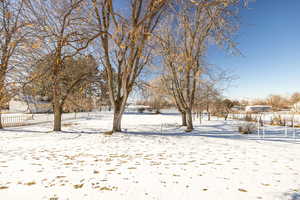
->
xmin=25 ymin=0 xmax=101 ymax=131
xmin=157 ymin=0 xmax=241 ymax=131
xmin=0 ymin=0 xmax=29 ymax=128
xmin=92 ymin=0 xmax=168 ymax=132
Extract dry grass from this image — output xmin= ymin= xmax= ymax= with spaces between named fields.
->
xmin=24 ymin=181 xmax=36 ymax=186
xmin=73 ymin=184 xmax=84 ymax=189
xmin=104 ymin=131 xmax=113 ymax=135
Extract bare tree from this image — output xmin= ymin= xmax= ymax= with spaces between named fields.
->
xmin=0 ymin=0 xmax=30 ymax=128
xmin=266 ymin=94 xmax=289 ymax=111
xmin=143 ymin=77 xmax=171 ymax=113
xmin=92 ymin=0 xmax=168 ymax=132
xmin=24 ymin=0 xmax=101 ymax=131
xmin=156 ymin=0 xmax=241 ymax=131
xmin=197 ymin=80 xmax=221 ymax=120
xmin=290 ymin=92 xmax=300 ymax=105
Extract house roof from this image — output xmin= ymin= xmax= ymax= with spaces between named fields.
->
xmin=13 ymin=95 xmax=51 ymax=104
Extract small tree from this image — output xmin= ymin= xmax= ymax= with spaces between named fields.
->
xmin=144 ymin=77 xmax=171 ymax=113
xmin=222 ymin=99 xmax=235 ymax=120
xmin=24 ymin=55 xmax=99 ymax=113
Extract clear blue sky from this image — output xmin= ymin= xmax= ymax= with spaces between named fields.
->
xmin=207 ymin=0 xmax=300 ymax=100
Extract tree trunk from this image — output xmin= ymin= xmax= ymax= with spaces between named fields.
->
xmin=0 ymin=113 xmax=3 ymax=129
xmin=186 ymin=109 xmax=193 ymax=132
xmin=112 ymin=112 xmax=122 ymax=132
xmin=112 ymin=101 xmax=126 ymax=132
xmin=181 ymin=111 xmax=187 ymax=126
xmin=206 ymin=102 xmax=211 ymax=121
xmin=199 ymin=112 xmax=202 ymax=124
xmin=0 ymin=73 xmax=5 ymax=129
xmin=224 ymin=113 xmax=228 ymax=121
xmin=53 ymin=104 xmax=62 ymax=131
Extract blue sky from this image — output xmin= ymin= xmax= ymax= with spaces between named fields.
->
xmin=207 ymin=0 xmax=300 ymax=100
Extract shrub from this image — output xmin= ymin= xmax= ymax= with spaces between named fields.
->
xmin=238 ymin=123 xmax=256 ymax=134
xmin=271 ymin=115 xmax=285 ymax=126
xmin=244 ymin=113 xmax=253 ymax=122
xmin=137 ymin=108 xmax=145 ymax=113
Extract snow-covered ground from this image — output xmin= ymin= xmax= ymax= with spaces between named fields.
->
xmin=0 ymin=112 xmax=300 ymax=200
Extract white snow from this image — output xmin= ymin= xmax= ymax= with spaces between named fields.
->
xmin=0 ymin=112 xmax=300 ymax=200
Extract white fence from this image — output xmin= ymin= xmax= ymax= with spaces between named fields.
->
xmin=229 ymin=113 xmax=300 ymax=140
xmin=0 ymin=112 xmax=96 ymax=127
xmin=229 ymin=112 xmax=300 ymax=126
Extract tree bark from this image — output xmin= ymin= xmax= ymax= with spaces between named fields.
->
xmin=53 ymin=104 xmax=62 ymax=131
xmin=112 ymin=111 xmax=122 ymax=132
xmin=53 ymin=67 xmax=62 ymax=132
xmin=224 ymin=113 xmax=228 ymax=120
xmin=186 ymin=109 xmax=193 ymax=132
xmin=206 ymin=102 xmax=211 ymax=121
xmin=0 ymin=113 xmax=3 ymax=129
xmin=207 ymin=111 xmax=211 ymax=121
xmin=181 ymin=111 xmax=187 ymax=126
xmin=112 ymin=100 xmax=127 ymax=132
xmin=0 ymin=73 xmax=6 ymax=129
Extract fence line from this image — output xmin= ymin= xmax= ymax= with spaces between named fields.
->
xmin=0 ymin=112 xmax=96 ymax=128
xmin=229 ymin=112 xmax=300 ymax=127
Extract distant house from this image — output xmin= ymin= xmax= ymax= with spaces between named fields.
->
xmin=125 ymin=105 xmax=150 ymax=112
xmin=9 ymin=95 xmax=52 ymax=113
xmin=245 ymin=105 xmax=272 ymax=112
xmin=292 ymin=102 xmax=300 ymax=113
xmin=231 ymin=105 xmax=244 ymax=111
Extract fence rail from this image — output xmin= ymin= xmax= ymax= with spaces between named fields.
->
xmin=229 ymin=112 xmax=300 ymax=127
xmin=0 ymin=112 xmax=95 ymax=128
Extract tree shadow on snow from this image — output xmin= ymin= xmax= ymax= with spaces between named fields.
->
xmin=0 ymin=128 xmax=52 ymax=134
xmin=123 ymin=122 xmax=300 ymax=144
xmin=123 ymin=112 xmax=180 ymax=116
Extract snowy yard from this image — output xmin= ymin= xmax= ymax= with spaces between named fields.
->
xmin=0 ymin=112 xmax=300 ymax=200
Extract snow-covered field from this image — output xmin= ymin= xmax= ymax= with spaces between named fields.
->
xmin=0 ymin=112 xmax=300 ymax=200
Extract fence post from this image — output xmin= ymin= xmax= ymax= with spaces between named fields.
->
xmin=285 ymin=123 xmax=288 ymax=137
xmin=257 ymin=122 xmax=260 ymax=138
xmin=292 ymin=118 xmax=295 ymax=139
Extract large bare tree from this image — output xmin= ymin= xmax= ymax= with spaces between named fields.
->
xmin=92 ymin=0 xmax=168 ymax=132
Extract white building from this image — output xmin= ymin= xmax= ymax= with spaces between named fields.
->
xmin=9 ymin=95 xmax=52 ymax=113
xmin=245 ymin=105 xmax=272 ymax=112
xmin=125 ymin=105 xmax=150 ymax=112
xmin=231 ymin=105 xmax=244 ymax=111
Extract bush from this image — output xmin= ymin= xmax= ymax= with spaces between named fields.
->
xmin=238 ymin=123 xmax=256 ymax=134
xmin=271 ymin=115 xmax=285 ymax=126
xmin=137 ymin=108 xmax=145 ymax=113
xmin=244 ymin=113 xmax=254 ymax=122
